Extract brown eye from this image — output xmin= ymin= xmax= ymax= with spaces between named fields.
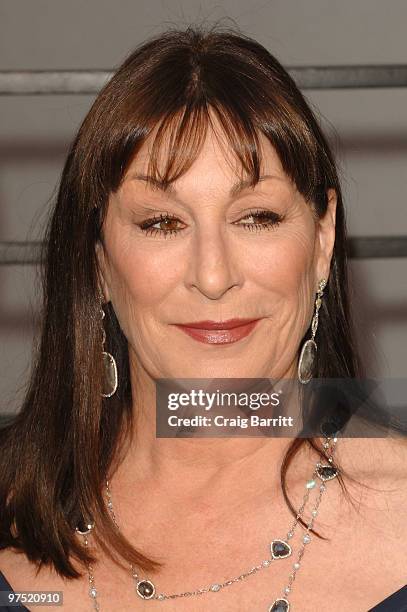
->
xmin=158 ymin=217 xmax=180 ymax=231
xmin=237 ymin=209 xmax=284 ymax=231
xmin=138 ymin=213 xmax=185 ymax=237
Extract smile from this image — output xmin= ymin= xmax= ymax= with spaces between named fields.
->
xmin=172 ymin=319 xmax=262 ymax=345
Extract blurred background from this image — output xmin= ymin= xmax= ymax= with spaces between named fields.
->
xmin=0 ymin=0 xmax=406 ymax=416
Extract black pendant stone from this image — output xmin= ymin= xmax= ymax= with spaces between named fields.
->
xmin=136 ymin=579 xmax=155 ymax=599
xmin=316 ymin=464 xmax=338 ymax=481
xmin=269 ymin=598 xmax=290 ymax=612
xmin=75 ymin=517 xmax=94 ymax=535
xmin=271 ymin=539 xmax=291 ymax=559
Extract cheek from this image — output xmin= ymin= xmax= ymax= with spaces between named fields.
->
xmin=244 ymin=222 xmax=318 ymax=351
xmin=105 ymin=231 xmax=182 ymax=309
xmin=245 ymin=223 xmax=316 ymax=293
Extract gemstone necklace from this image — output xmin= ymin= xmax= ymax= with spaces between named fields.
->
xmin=76 ymin=435 xmax=339 ymax=611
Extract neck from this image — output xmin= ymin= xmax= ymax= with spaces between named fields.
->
xmin=109 ymin=349 xmax=312 ymax=509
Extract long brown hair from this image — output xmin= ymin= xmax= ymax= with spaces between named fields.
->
xmin=0 ymin=23 xmax=376 ymax=579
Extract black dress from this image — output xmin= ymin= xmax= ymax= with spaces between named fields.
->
xmin=0 ymin=569 xmax=406 ymax=611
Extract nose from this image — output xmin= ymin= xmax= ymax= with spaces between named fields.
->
xmin=185 ymin=223 xmax=242 ymax=300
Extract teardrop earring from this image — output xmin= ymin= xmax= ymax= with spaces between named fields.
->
xmin=100 ymin=300 xmax=118 ymax=397
xmin=297 ymin=278 xmax=327 ymax=384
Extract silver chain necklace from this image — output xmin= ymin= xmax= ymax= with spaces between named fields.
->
xmin=75 ymin=435 xmax=339 ymax=611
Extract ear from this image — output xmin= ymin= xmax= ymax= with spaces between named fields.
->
xmin=95 ymin=240 xmax=111 ymax=303
xmin=314 ymin=188 xmax=337 ymax=284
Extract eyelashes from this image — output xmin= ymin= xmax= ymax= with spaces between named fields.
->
xmin=137 ymin=209 xmax=284 ymax=238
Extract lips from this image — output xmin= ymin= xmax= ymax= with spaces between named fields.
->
xmin=176 ymin=318 xmax=260 ymax=330
xmin=173 ymin=318 xmax=262 ymax=345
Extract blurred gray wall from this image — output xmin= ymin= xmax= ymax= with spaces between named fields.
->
xmin=0 ymin=1 xmax=406 ymax=414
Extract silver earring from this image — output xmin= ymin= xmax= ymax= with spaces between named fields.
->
xmin=100 ymin=301 xmax=118 ymax=397
xmin=298 ymin=278 xmax=327 ymax=384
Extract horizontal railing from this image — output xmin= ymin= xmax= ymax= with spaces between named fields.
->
xmin=0 ymin=65 xmax=407 ymax=94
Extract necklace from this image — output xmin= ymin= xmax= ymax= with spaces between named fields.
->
xmin=75 ymin=435 xmax=339 ymax=611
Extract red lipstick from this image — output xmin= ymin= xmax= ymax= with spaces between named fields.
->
xmin=172 ymin=318 xmax=262 ymax=345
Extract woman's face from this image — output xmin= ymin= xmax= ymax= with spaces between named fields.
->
xmin=96 ymin=118 xmax=336 ymax=380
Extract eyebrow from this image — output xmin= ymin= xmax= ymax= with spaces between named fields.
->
xmin=128 ymin=173 xmax=281 ymax=197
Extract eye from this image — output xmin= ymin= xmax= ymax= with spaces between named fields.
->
xmin=138 ymin=213 xmax=185 ymax=238
xmin=235 ymin=209 xmax=284 ymax=231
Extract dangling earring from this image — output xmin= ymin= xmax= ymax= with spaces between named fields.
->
xmin=100 ymin=300 xmax=118 ymax=397
xmin=298 ymin=278 xmax=327 ymax=384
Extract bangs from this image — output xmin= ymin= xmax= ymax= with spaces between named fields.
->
xmin=110 ymin=103 xmax=264 ymax=197
xmin=110 ymin=101 xmax=323 ymax=202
